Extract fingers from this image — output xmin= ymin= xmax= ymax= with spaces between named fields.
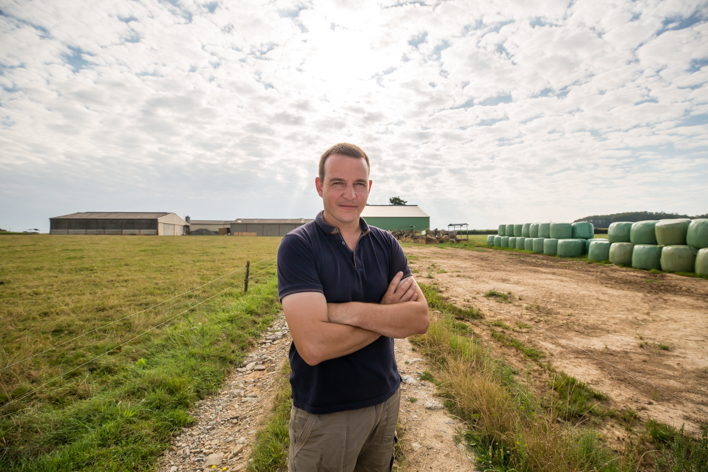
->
xmin=387 ymin=271 xmax=404 ymax=293
xmin=395 ymin=275 xmax=414 ymax=293
xmin=399 ymin=280 xmax=417 ymax=302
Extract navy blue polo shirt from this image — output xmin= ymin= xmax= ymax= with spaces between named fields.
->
xmin=277 ymin=211 xmax=411 ymax=414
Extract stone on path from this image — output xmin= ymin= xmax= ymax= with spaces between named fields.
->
xmin=424 ymin=400 xmax=444 ymax=410
xmin=203 ymin=452 xmax=223 ymax=470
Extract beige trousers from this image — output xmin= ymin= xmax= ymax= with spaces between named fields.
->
xmin=288 ymin=389 xmax=400 ymax=472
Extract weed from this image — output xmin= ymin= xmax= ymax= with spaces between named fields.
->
xmin=490 ymin=330 xmax=544 ymax=361
xmin=524 ymin=304 xmax=541 ymax=311
xmin=516 ymin=322 xmax=532 ymax=329
xmin=659 ymin=343 xmax=670 ymax=351
xmin=418 ymin=371 xmax=437 ymax=383
xmin=490 ymin=320 xmax=511 ymax=330
xmin=419 ymin=283 xmax=483 ymax=320
xmin=484 ymin=289 xmax=510 ymax=302
xmin=406 ymin=397 xmax=418 ymax=403
xmin=550 ymin=372 xmax=606 ymax=421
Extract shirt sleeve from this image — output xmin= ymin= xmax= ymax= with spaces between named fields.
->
xmin=277 ymin=233 xmax=324 ymax=301
xmin=387 ymin=232 xmax=412 ymax=281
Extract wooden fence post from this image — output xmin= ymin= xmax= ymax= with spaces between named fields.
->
xmin=244 ymin=261 xmax=250 ymax=293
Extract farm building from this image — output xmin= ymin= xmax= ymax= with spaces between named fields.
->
xmin=361 ymin=205 xmax=430 ymax=231
xmin=50 ymin=212 xmax=189 ymax=236
xmin=230 ymin=218 xmax=312 ymax=236
xmin=189 ymin=220 xmax=232 ymax=235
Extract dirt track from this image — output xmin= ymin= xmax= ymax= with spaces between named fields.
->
xmin=405 ymin=245 xmax=708 ymax=436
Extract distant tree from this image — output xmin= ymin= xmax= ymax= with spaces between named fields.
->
xmin=389 ymin=196 xmax=407 ymax=205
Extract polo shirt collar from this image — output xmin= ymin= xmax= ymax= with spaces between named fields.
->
xmin=315 ymin=210 xmax=371 ymax=236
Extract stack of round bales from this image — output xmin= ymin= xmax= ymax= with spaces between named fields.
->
xmin=630 ymin=220 xmax=661 ymax=270
xmin=657 ymin=219 xmax=694 ymax=273
xmin=607 ymin=222 xmax=634 ymax=266
xmin=553 ymin=222 xmax=595 ymax=258
xmin=689 ymin=219 xmax=708 ymax=275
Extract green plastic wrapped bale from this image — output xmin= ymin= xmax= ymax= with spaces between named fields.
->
xmin=494 ymin=236 xmax=502 ymax=247
xmin=585 ymin=239 xmax=592 ymax=254
xmin=533 ymin=238 xmax=544 ymax=253
xmin=498 ymin=225 xmax=506 ymax=236
xmin=557 ymin=239 xmax=584 ymax=257
xmin=522 ymin=223 xmax=530 ymax=238
xmin=687 ymin=219 xmax=708 ymax=249
xmin=550 ymin=223 xmax=572 ymax=239
xmin=501 ymin=236 xmax=509 ymax=248
xmin=608 ymin=222 xmax=632 ymax=243
xmin=632 ymin=245 xmax=662 ymax=270
xmin=514 ymin=224 xmax=522 ymax=237
xmin=543 ymin=238 xmax=558 ymax=255
xmin=588 ymin=240 xmax=610 ymax=261
xmin=524 ymin=238 xmax=533 ymax=251
xmin=655 ymin=219 xmax=690 ymax=246
xmin=509 ymin=237 xmax=517 ymax=249
xmin=660 ymin=245 xmax=695 ymax=272
xmin=630 ymin=220 xmax=658 ymax=245
xmin=486 ymin=235 xmax=495 ymax=246
xmin=516 ymin=237 xmax=526 ymax=249
xmin=696 ymin=248 xmax=708 ymax=275
xmin=506 ymin=224 xmax=515 ymax=237
xmin=529 ymin=224 xmax=539 ymax=238
xmin=610 ymin=242 xmax=634 ymax=266
xmin=572 ymin=222 xmax=594 ymax=239
xmin=538 ymin=223 xmax=551 ymax=238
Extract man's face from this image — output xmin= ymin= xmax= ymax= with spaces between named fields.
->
xmin=315 ymin=153 xmax=372 ymax=228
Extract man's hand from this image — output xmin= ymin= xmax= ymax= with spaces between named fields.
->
xmin=381 ymin=271 xmax=418 ymax=305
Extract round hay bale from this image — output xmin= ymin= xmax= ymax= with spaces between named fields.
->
xmin=632 ymin=245 xmax=662 ymax=270
xmin=501 ymin=236 xmax=509 ymax=248
xmin=660 ymin=245 xmax=695 ymax=272
xmin=543 ymin=238 xmax=558 ymax=255
xmin=655 ymin=219 xmax=691 ymax=246
xmin=486 ymin=235 xmax=495 ymax=246
xmin=588 ymin=240 xmax=610 ymax=261
xmin=696 ymin=248 xmax=708 ymax=275
xmin=516 ymin=237 xmax=526 ymax=249
xmin=524 ymin=238 xmax=533 ymax=251
xmin=550 ymin=223 xmax=572 ymax=239
xmin=538 ymin=223 xmax=551 ymax=238
xmin=532 ymin=238 xmax=545 ymax=253
xmin=585 ymin=239 xmax=592 ymax=254
xmin=494 ymin=236 xmax=502 ymax=247
xmin=572 ymin=222 xmax=594 ymax=239
xmin=509 ymin=237 xmax=517 ymax=249
xmin=522 ymin=223 xmax=531 ymax=238
xmin=557 ymin=239 xmax=584 ymax=257
xmin=687 ymin=219 xmax=708 ymax=249
xmin=529 ymin=224 xmax=539 ymax=238
xmin=630 ymin=220 xmax=658 ymax=245
xmin=506 ymin=224 xmax=514 ymax=237
xmin=513 ymin=224 xmax=522 ymax=237
xmin=610 ymin=242 xmax=634 ymax=266
xmin=498 ymin=225 xmax=506 ymax=236
xmin=608 ymin=222 xmax=632 ymax=243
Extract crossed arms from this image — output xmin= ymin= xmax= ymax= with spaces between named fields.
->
xmin=281 ymin=272 xmax=429 ymax=366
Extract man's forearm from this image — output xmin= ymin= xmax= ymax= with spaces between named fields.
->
xmin=327 ymin=297 xmax=429 ymax=338
xmin=303 ymin=321 xmax=381 ymax=365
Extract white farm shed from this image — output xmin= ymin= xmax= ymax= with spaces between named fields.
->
xmin=50 ymin=212 xmax=189 ymax=236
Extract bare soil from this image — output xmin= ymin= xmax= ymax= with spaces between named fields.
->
xmin=407 ymin=245 xmax=708 ymax=436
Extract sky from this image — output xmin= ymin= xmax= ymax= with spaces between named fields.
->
xmin=1 ymin=0 xmax=707 ymax=232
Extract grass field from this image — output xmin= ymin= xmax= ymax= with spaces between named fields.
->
xmin=0 ymin=235 xmax=282 ymax=471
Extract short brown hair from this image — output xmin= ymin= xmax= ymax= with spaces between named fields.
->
xmin=319 ymin=143 xmax=370 ymax=181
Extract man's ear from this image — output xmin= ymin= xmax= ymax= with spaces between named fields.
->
xmin=316 ymin=176 xmax=324 ymax=197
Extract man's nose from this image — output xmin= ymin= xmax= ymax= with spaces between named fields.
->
xmin=346 ymin=184 xmax=357 ymax=199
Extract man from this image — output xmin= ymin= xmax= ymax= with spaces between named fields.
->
xmin=277 ymin=143 xmax=430 ymax=472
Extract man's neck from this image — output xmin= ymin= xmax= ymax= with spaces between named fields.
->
xmin=322 ymin=211 xmax=362 ymax=239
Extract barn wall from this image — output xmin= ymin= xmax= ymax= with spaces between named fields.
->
xmin=363 ymin=217 xmax=430 ymax=231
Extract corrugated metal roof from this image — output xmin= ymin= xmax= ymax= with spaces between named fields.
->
xmin=189 ymin=220 xmax=233 ymax=225
xmin=232 ymin=218 xmax=313 ymax=224
xmin=51 ymin=212 xmax=172 ymax=219
xmin=361 ymin=205 xmax=429 ymax=218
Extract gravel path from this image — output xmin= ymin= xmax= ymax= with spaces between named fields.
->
xmin=157 ymin=314 xmax=476 ymax=471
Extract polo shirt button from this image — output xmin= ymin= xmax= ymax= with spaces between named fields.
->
xmin=341 ymin=241 xmax=345 ymax=245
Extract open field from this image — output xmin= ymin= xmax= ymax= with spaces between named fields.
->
xmin=402 ymin=243 xmax=708 ymax=438
xmin=0 ymin=235 xmax=282 ymax=470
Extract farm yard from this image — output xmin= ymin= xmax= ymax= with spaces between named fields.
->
xmin=402 ymin=241 xmax=708 ymax=435
xmin=1 ymin=234 xmax=707 ymax=471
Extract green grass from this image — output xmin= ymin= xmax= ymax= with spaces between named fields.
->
xmin=550 ymin=372 xmax=606 ymax=420
xmin=419 ymin=283 xmax=483 ymax=320
xmin=247 ymin=363 xmax=292 ymax=472
xmin=490 ymin=330 xmax=544 ymax=361
xmin=491 ymin=320 xmax=511 ymax=330
xmin=484 ymin=289 xmax=510 ymax=302
xmin=0 ymin=235 xmax=282 ymax=470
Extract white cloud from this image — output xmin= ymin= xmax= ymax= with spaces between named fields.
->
xmin=0 ymin=0 xmax=707 ymax=232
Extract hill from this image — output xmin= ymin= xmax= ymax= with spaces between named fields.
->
xmin=575 ymin=211 xmax=708 ymax=228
